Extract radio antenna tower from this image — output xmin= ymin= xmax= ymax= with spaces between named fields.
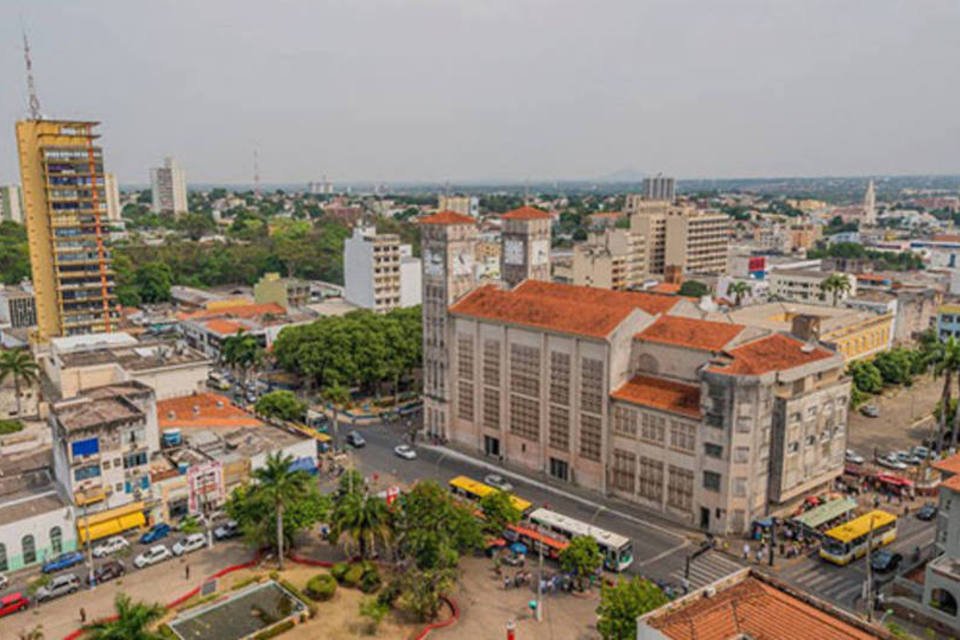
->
xmin=21 ymin=26 xmax=42 ymax=120
xmin=253 ymin=148 xmax=261 ymax=197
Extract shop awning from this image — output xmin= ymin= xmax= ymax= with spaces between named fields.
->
xmin=288 ymin=457 xmax=318 ymax=475
xmin=76 ymin=502 xmax=146 ymax=544
xmin=792 ymin=497 xmax=858 ymax=530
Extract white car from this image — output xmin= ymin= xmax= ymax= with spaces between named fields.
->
xmin=172 ymin=533 xmax=207 ymax=556
xmin=845 ymin=449 xmax=865 ymax=465
xmin=92 ymin=535 xmax=130 ymax=558
xmin=393 ymin=444 xmax=417 ymax=460
xmin=484 ymin=473 xmax=514 ymax=493
xmin=877 ymin=454 xmax=908 ymax=471
xmin=134 ymin=545 xmax=172 ymax=569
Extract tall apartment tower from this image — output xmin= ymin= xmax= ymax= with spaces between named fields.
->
xmin=642 ymin=174 xmax=676 ymax=202
xmin=16 ymin=120 xmax=118 ymax=340
xmin=420 ymin=211 xmax=478 ymax=438
xmin=344 ymin=224 xmax=422 ymax=312
xmin=0 ymin=185 xmax=23 ymax=223
xmin=863 ymin=179 xmax=877 ymax=226
xmin=500 ymin=206 xmax=552 ymax=289
xmin=151 ymin=157 xmax=188 ymax=216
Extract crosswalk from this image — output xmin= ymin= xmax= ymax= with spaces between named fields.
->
xmin=661 ymin=550 xmax=746 ymax=590
xmin=780 ymin=561 xmax=867 ymax=607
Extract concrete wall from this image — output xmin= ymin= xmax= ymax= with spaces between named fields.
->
xmin=0 ymin=497 xmax=76 ymax=571
xmin=344 ymin=233 xmax=375 ymax=309
xmin=400 ymin=258 xmax=422 ymax=307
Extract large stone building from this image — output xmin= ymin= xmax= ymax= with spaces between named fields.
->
xmin=422 ymin=215 xmax=850 ymax=534
xmin=500 ymin=206 xmax=552 ymax=289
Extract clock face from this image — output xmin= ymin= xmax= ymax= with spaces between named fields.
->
xmin=531 ymin=239 xmax=549 ymax=266
xmin=423 ymin=249 xmax=444 ymax=277
xmin=453 ymin=249 xmax=475 ymax=276
xmin=504 ymin=239 xmax=524 ymax=265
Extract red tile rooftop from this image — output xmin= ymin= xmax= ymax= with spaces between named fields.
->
xmin=611 ymin=374 xmax=701 ymax=418
xmin=501 ymin=206 xmax=552 ymax=221
xmin=941 ymin=474 xmax=960 ymax=492
xmin=178 ymin=302 xmax=286 ymax=321
xmin=450 ymin=280 xmax=678 ymax=339
xmin=637 ymin=315 xmax=745 ymax=351
xmin=205 ymin=318 xmax=247 ymax=336
xmin=646 ymin=575 xmax=882 ymax=640
xmin=933 ymin=452 xmax=960 ymax=476
xmin=708 ymin=333 xmax=834 ymax=376
xmin=417 ymin=210 xmax=477 ymax=225
xmin=158 ymin=392 xmax=262 ymax=429
xmin=648 ymin=282 xmax=682 ymax=295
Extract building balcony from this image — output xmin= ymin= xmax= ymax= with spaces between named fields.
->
xmin=74 ymin=487 xmax=107 ymax=507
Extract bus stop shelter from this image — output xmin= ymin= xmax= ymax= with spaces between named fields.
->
xmin=791 ymin=497 xmax=858 ymax=536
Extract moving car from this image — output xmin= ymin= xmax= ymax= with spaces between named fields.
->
xmin=172 ymin=533 xmax=207 ymax=556
xmin=861 ymin=405 xmax=880 ymax=418
xmin=213 ymin=520 xmax=240 ymax=540
xmin=845 ymin=449 xmax=865 ymax=465
xmin=484 ymin=474 xmax=514 ymax=493
xmin=90 ymin=560 xmax=125 ymax=585
xmin=92 ymin=535 xmax=130 ymax=558
xmin=35 ymin=574 xmax=80 ymax=602
xmin=870 ymin=550 xmax=902 ymax=573
xmin=917 ymin=503 xmax=939 ymax=521
xmin=41 ymin=551 xmax=85 ymax=574
xmin=134 ymin=545 xmax=172 ymax=569
xmin=346 ymin=431 xmax=366 ymax=448
xmin=876 ymin=454 xmax=908 ymax=471
xmin=393 ymin=444 xmax=417 ymax=460
xmin=139 ymin=522 xmax=172 ymax=544
xmin=0 ymin=592 xmax=29 ymax=618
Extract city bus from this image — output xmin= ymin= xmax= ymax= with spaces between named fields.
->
xmin=447 ymin=476 xmax=533 ymax=516
xmin=503 ymin=523 xmax=569 ymax=560
xmin=819 ymin=510 xmax=898 ymax=566
xmin=528 ymin=508 xmax=634 ymax=572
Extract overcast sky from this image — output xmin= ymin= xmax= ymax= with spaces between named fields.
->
xmin=1 ymin=0 xmax=958 ymax=185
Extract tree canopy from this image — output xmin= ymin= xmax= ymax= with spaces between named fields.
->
xmin=0 ymin=221 xmax=30 ymax=285
xmin=255 ymin=390 xmax=307 ymax=422
xmin=678 ymin=280 xmax=709 ymax=298
xmin=596 ymin=577 xmax=669 ymax=640
xmin=559 ymin=535 xmax=604 ymax=591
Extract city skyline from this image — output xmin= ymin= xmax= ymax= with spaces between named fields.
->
xmin=1 ymin=1 xmax=959 ymax=185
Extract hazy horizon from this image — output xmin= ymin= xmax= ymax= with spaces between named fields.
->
xmin=2 ymin=1 xmax=958 ymax=185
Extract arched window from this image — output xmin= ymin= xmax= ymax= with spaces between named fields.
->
xmin=21 ymin=535 xmax=36 ymax=565
xmin=50 ymin=527 xmax=63 ymax=554
xmin=0 ymin=543 xmax=7 ymax=572
xmin=931 ymin=588 xmax=958 ymax=616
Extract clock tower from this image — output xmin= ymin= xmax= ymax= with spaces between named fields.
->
xmin=500 ymin=206 xmax=552 ymax=289
xmin=419 ymin=210 xmax=478 ymax=439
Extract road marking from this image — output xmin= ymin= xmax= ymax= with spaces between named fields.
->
xmin=637 ymin=541 xmax=691 ymax=567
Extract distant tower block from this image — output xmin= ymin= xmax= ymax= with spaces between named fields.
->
xmin=500 ymin=206 xmax=552 ymax=289
xmin=418 ymin=210 xmax=478 ymax=439
xmin=863 ymin=179 xmax=877 ymax=226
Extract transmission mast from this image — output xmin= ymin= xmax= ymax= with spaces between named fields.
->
xmin=22 ymin=27 xmax=42 ymax=120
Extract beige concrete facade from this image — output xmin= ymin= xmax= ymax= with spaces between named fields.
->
xmin=627 ymin=201 xmax=730 ymax=276
xmin=572 ymin=228 xmax=644 ymax=291
xmin=501 ymin=215 xmax=551 ymax=289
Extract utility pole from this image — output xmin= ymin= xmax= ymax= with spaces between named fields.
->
xmin=865 ymin=513 xmax=876 ymax=621
xmin=83 ymin=504 xmax=95 ymax=588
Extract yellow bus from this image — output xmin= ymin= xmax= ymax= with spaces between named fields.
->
xmin=819 ymin=510 xmax=898 ymax=566
xmin=448 ymin=476 xmax=533 ymax=515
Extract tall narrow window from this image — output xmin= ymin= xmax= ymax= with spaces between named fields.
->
xmin=50 ymin=527 xmax=63 ymax=555
xmin=22 ymin=535 xmax=36 ymax=565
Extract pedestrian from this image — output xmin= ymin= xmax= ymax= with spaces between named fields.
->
xmin=681 ymin=577 xmax=690 ymax=595
xmin=743 ymin=543 xmax=750 ymax=560
xmin=185 ymin=564 xmax=190 ymax=580
xmin=80 ymin=607 xmax=86 ymax=623
xmin=504 ymin=575 xmax=511 ymax=590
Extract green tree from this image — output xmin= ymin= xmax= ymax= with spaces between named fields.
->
xmin=678 ymin=280 xmax=709 ymax=298
xmin=727 ymin=281 xmax=751 ymax=306
xmin=847 ymin=360 xmax=883 ymax=395
xmin=255 ymin=390 xmax=307 ymax=422
xmin=873 ymin=349 xmax=915 ymax=386
xmin=83 ymin=593 xmax=165 ymax=640
xmin=932 ymin=337 xmax=960 ymax=452
xmin=250 ymin=452 xmax=316 ymax=569
xmin=332 ymin=492 xmax=393 ymax=559
xmin=0 ymin=349 xmax=39 ymax=417
xmin=596 ymin=578 xmax=669 ymax=640
xmin=176 ymin=212 xmax=216 ymax=241
xmin=820 ymin=273 xmax=852 ymax=306
xmin=322 ymin=382 xmax=351 ymax=450
xmin=393 ymin=566 xmax=457 ymax=622
xmin=559 ymin=535 xmax=604 ymax=591
xmin=358 ymin=596 xmax=389 ymax=634
xmin=133 ymin=262 xmax=174 ymax=304
xmin=478 ymin=491 xmax=521 ymax=535
xmin=338 ymin=468 xmax=366 ymax=497
xmin=395 ymin=480 xmax=483 ymax=571
xmin=0 ymin=221 xmax=31 ymax=285
xmin=221 ymin=331 xmax=263 ymax=389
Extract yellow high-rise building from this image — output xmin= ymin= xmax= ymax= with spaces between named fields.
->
xmin=16 ymin=120 xmax=118 ymax=340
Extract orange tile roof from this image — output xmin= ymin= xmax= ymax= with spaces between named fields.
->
xmin=933 ymin=234 xmax=960 ymax=243
xmin=157 ymin=393 xmax=263 ymax=429
xmin=638 ymin=316 xmax=745 ymax=352
xmin=205 ymin=319 xmax=246 ymax=336
xmin=941 ymin=474 xmax=960 ymax=492
xmin=611 ymin=374 xmax=701 ymax=418
xmin=708 ymin=333 xmax=835 ymax=376
xmin=178 ymin=302 xmax=286 ymax=321
xmin=647 ymin=576 xmax=880 ymax=640
xmin=933 ymin=452 xmax=960 ymax=476
xmin=649 ymin=282 xmax=682 ymax=295
xmin=501 ymin=206 xmax=552 ymax=221
xmin=450 ymin=281 xmax=678 ymax=339
xmin=418 ymin=210 xmax=477 ymax=225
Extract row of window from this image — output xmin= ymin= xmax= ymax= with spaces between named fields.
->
xmin=0 ymin=529 xmax=63 ymax=571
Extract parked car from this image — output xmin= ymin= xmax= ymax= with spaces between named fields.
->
xmin=35 ymin=574 xmax=80 ymax=602
xmin=895 ymin=450 xmax=923 ymax=466
xmin=911 ymin=445 xmax=932 ymax=460
xmin=92 ymin=536 xmax=130 ymax=558
xmin=393 ymin=444 xmax=417 ymax=460
xmin=213 ymin=520 xmax=240 ymax=541
xmin=917 ymin=503 xmax=939 ymax=521
xmin=134 ymin=545 xmax=172 ymax=569
xmin=0 ymin=592 xmax=29 ymax=618
xmin=41 ymin=551 xmax=85 ymax=574
xmin=90 ymin=560 xmax=125 ymax=585
xmin=139 ymin=523 xmax=172 ymax=544
xmin=172 ymin=533 xmax=207 ymax=556
xmin=870 ymin=550 xmax=902 ymax=573
xmin=861 ymin=405 xmax=880 ymax=418
xmin=876 ymin=454 xmax=908 ymax=471
xmin=484 ymin=474 xmax=514 ymax=493
xmin=845 ymin=449 xmax=865 ymax=465
xmin=346 ymin=431 xmax=366 ymax=448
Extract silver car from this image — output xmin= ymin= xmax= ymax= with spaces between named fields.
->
xmin=134 ymin=545 xmax=172 ymax=569
xmin=483 ymin=473 xmax=514 ymax=493
xmin=172 ymin=533 xmax=207 ymax=556
xmin=36 ymin=574 xmax=80 ymax=602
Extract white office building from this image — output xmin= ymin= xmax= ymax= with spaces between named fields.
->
xmin=344 ymin=225 xmax=422 ymax=312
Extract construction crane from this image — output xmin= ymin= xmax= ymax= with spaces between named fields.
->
xmin=22 ymin=26 xmax=42 ymax=120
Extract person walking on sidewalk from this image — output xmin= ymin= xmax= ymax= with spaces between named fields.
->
xmin=185 ymin=564 xmax=190 ymax=580
xmin=742 ymin=543 xmax=750 ymax=560
xmin=79 ymin=607 xmax=86 ymax=623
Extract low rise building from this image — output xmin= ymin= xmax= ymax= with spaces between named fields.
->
xmin=938 ymin=303 xmax=960 ymax=341
xmin=344 ymin=224 xmax=421 ymax=312
xmin=178 ymin=302 xmax=307 ymax=359
xmin=572 ymin=227 xmax=644 ymax=291
xmin=0 ymin=284 xmax=36 ymax=329
xmin=768 ymin=269 xmax=857 ymax=304
xmin=253 ymin=272 xmax=310 ymax=311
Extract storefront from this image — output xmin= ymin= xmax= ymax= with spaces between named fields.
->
xmin=76 ymin=501 xmax=147 ymax=544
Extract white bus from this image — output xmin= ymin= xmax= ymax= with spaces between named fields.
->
xmin=529 ymin=508 xmax=633 ymax=572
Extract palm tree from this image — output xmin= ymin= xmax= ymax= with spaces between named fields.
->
xmin=83 ymin=594 xmax=165 ymax=640
xmin=933 ymin=337 xmax=960 ymax=453
xmin=820 ymin=274 xmax=852 ymax=307
xmin=727 ymin=281 xmax=751 ymax=307
xmin=0 ymin=349 xmax=39 ymax=417
xmin=321 ymin=383 xmax=351 ymax=451
xmin=332 ymin=491 xmax=393 ymax=559
xmin=253 ymin=451 xmax=312 ymax=570
xmin=221 ymin=331 xmax=263 ymax=390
